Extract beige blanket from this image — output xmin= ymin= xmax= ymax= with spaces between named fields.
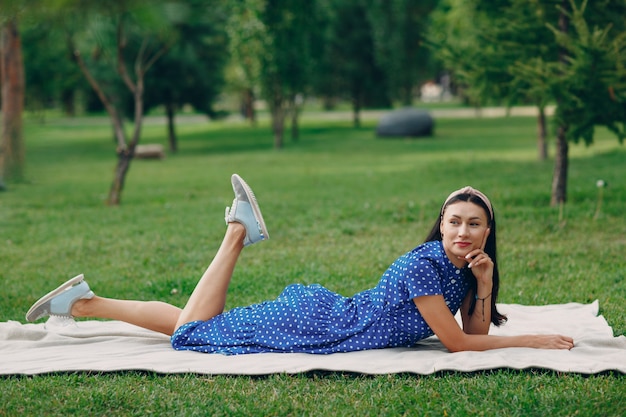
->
xmin=1 ymin=301 xmax=624 ymax=375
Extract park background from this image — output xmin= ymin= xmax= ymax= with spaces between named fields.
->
xmin=1 ymin=1 xmax=625 ymax=416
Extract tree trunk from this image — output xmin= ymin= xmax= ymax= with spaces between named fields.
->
xmin=270 ymin=90 xmax=286 ymax=149
xmin=0 ymin=19 xmax=25 ymax=187
xmin=322 ymin=95 xmax=336 ymax=111
xmin=352 ymin=96 xmax=361 ymax=128
xmin=61 ymin=88 xmax=75 ymax=116
xmin=108 ymin=151 xmax=133 ymax=206
xmin=551 ymin=124 xmax=568 ymax=206
xmin=70 ymin=20 xmax=168 ymax=205
xmin=166 ymin=101 xmax=177 ymax=153
xmin=272 ymin=106 xmax=285 ymax=149
xmin=107 ymin=76 xmax=145 ymax=205
xmin=243 ymin=88 xmax=256 ymax=126
xmin=551 ymin=1 xmax=570 ymax=206
xmin=537 ymin=106 xmax=548 ymax=161
xmin=401 ymin=83 xmax=412 ymax=107
xmin=290 ymin=110 xmax=299 ymax=142
xmin=290 ymin=95 xmax=301 ymax=142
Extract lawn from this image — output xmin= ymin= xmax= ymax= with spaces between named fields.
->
xmin=1 ymin=111 xmax=624 ymax=416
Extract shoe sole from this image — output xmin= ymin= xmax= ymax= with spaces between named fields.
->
xmin=25 ymin=274 xmax=85 ymax=322
xmin=232 ymin=174 xmax=269 ymax=240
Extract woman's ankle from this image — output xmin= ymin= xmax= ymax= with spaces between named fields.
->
xmin=226 ymin=222 xmax=247 ymax=244
xmin=71 ymin=298 xmax=91 ymax=317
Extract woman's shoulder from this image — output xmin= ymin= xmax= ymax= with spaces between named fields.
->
xmin=386 ymin=241 xmax=447 ymax=273
xmin=406 ymin=240 xmax=457 ymax=270
xmin=409 ymin=240 xmax=444 ymax=260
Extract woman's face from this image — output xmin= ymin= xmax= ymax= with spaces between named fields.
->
xmin=440 ymin=201 xmax=491 ymax=268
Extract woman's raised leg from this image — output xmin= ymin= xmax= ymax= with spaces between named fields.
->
xmin=25 ymin=174 xmax=269 ymax=337
xmin=72 ymin=223 xmax=248 ymax=335
xmin=174 ymin=223 xmax=246 ymax=329
xmin=54 ymin=223 xmax=244 ymax=336
xmin=175 ymin=173 xmax=269 ymax=330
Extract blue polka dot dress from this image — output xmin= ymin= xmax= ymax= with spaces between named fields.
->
xmin=171 ymin=240 xmax=470 ymax=355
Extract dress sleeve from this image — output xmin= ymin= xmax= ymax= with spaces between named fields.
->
xmin=404 ymin=258 xmax=443 ymax=299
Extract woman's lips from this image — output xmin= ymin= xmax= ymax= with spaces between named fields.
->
xmin=455 ymin=242 xmax=471 ymax=248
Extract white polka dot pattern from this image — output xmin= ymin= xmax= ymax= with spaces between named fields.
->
xmin=171 ymin=241 xmax=470 ymax=354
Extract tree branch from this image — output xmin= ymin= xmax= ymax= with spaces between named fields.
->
xmin=143 ymin=40 xmax=173 ymax=74
xmin=68 ymin=34 xmax=127 ymax=151
xmin=116 ymin=20 xmax=136 ymax=94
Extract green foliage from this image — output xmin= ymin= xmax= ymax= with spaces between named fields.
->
xmin=430 ymin=0 xmax=626 ymax=146
xmin=367 ymin=0 xmax=438 ymax=105
xmin=144 ymin=0 xmax=230 ymax=117
xmin=224 ymin=0 xmax=266 ymax=93
xmin=258 ymin=0 xmax=316 ymax=95
xmin=493 ymin=0 xmax=561 ymax=108
xmin=548 ymin=0 xmax=626 ymax=145
xmin=20 ymin=18 xmax=87 ymax=115
xmin=1 ymin=112 xmax=624 ymax=415
xmin=0 ymin=0 xmax=29 ymax=22
xmin=326 ymin=0 xmax=391 ymax=110
xmin=427 ymin=0 xmax=498 ymax=106
xmin=428 ymin=0 xmax=559 ymax=107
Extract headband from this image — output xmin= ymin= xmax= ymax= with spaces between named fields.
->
xmin=442 ymin=186 xmax=494 ymax=220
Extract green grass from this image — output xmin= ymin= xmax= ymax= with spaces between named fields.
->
xmin=1 ymin=113 xmax=624 ymax=416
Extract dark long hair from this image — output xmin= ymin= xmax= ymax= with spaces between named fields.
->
xmin=424 ymin=193 xmax=507 ymax=326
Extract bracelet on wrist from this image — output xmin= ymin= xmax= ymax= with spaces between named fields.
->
xmin=475 ymin=292 xmax=492 ymax=322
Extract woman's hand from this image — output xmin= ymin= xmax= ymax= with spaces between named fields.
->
xmin=463 ymin=248 xmax=493 ymax=286
xmin=529 ymin=334 xmax=575 ymax=350
xmin=414 ymin=295 xmax=576 ymax=352
xmin=460 ymin=226 xmax=493 ymax=286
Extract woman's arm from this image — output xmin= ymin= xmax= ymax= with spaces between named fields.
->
xmin=458 ymin=243 xmax=494 ymax=334
xmin=413 ymin=295 xmax=574 ymax=352
xmin=460 ymin=286 xmax=492 ymax=335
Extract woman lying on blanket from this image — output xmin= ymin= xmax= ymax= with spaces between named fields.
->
xmin=26 ymin=174 xmax=574 ymax=354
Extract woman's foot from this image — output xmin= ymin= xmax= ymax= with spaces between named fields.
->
xmin=26 ymin=274 xmax=94 ymax=322
xmin=224 ymin=174 xmax=269 ymax=246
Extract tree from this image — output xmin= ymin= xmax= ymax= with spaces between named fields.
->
xmin=428 ymin=0 xmax=556 ymax=161
xmin=430 ymin=0 xmax=626 ymax=205
xmin=510 ymin=0 xmax=626 ymax=204
xmin=259 ymin=0 xmax=317 ymax=148
xmin=57 ymin=1 xmax=175 ymax=205
xmin=0 ymin=14 xmax=25 ymax=188
xmin=144 ymin=0 xmax=229 ymax=152
xmin=547 ymin=0 xmax=626 ymax=205
xmin=367 ymin=0 xmax=439 ymax=106
xmin=225 ymin=0 xmax=266 ymax=126
xmin=20 ymin=16 xmax=87 ymax=118
xmin=428 ymin=0 xmax=495 ymax=107
xmin=484 ymin=0 xmax=563 ymax=161
xmin=325 ymin=0 xmax=391 ymax=127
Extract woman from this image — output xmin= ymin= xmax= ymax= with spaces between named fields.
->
xmin=26 ymin=174 xmax=574 ymax=354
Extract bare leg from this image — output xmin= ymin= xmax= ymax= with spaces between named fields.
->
xmin=175 ymin=223 xmax=245 ymax=330
xmin=31 ymin=175 xmax=266 ymax=337
xmin=70 ymin=223 xmax=246 ymax=336
xmin=72 ymin=298 xmax=181 ymax=336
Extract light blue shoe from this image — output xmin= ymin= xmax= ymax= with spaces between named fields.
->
xmin=26 ymin=274 xmax=94 ymax=322
xmin=224 ymin=174 xmax=269 ymax=246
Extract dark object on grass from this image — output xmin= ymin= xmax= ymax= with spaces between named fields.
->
xmin=376 ymin=108 xmax=434 ymax=138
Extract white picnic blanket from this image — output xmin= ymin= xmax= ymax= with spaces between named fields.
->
xmin=0 ymin=301 xmax=624 ymax=375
